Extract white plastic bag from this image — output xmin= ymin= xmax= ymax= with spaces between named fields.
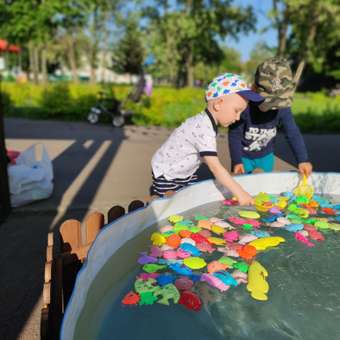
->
xmin=8 ymin=143 xmax=54 ymax=207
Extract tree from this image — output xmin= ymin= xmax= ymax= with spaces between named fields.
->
xmin=111 ymin=20 xmax=145 ymax=76
xmin=244 ymin=42 xmax=275 ymax=79
xmin=144 ymin=0 xmax=256 ymax=87
xmin=194 ymin=47 xmax=242 ymax=85
xmin=268 ymin=0 xmax=340 ymax=86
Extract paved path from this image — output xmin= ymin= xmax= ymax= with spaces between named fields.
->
xmin=1 ymin=118 xmax=339 ymax=339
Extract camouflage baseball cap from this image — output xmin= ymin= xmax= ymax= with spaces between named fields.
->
xmin=254 ymin=57 xmax=295 ymax=111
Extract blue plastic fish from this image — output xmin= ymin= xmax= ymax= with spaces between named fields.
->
xmin=213 ymin=271 xmax=238 ymax=287
xmin=261 ymin=215 xmax=277 ymax=223
xmin=251 ymin=230 xmax=270 ymax=238
xmin=285 ymin=223 xmax=304 ymax=232
xmin=169 ymin=263 xmax=192 ymax=276
xmin=157 ymin=274 xmax=176 ymax=287
xmin=180 ymin=243 xmax=201 ymax=256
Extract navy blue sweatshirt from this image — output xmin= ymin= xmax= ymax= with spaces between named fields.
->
xmin=228 ymin=103 xmax=309 ymax=166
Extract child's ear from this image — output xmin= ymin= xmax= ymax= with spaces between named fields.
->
xmin=213 ymin=98 xmax=223 ymax=111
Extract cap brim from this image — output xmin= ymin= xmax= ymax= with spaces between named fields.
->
xmin=237 ymin=90 xmax=264 ymax=103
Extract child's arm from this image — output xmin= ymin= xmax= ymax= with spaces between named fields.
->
xmin=228 ymin=119 xmax=245 ymax=174
xmin=280 ymin=108 xmax=313 ymax=176
xmin=202 ymin=155 xmax=254 ymax=205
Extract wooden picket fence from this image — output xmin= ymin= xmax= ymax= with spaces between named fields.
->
xmin=40 ymin=198 xmax=153 ymax=340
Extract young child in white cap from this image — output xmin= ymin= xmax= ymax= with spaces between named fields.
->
xmin=151 ymin=73 xmax=264 ymax=205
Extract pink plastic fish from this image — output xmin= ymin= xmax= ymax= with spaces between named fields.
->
xmin=294 ymin=231 xmax=315 ymax=247
xmin=150 ymin=246 xmax=163 ymax=258
xmin=176 ymin=248 xmax=191 ymax=259
xmin=137 ymin=273 xmax=160 ymax=280
xmin=163 ymin=250 xmax=178 ymax=259
xmin=201 ymin=274 xmax=230 ymax=292
xmin=223 ymin=230 xmax=239 ymax=242
xmin=244 ymin=219 xmax=261 ymax=228
xmin=196 ymin=241 xmax=215 ymax=253
xmin=217 ymin=247 xmax=240 ymax=257
xmin=231 ymin=270 xmax=248 ymax=284
xmin=304 ymin=225 xmax=325 ymax=241
xmin=199 ymin=230 xmax=212 ymax=238
xmin=228 ymin=217 xmax=247 ymax=225
xmin=238 ymin=234 xmax=258 ymax=244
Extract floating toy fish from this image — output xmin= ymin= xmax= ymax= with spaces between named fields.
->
xmin=138 ymin=253 xmax=158 ymax=265
xmin=166 ymin=233 xmax=181 ymax=248
xmin=249 ymin=236 xmax=285 ymax=250
xmin=153 ymin=283 xmax=180 ymax=305
xmin=122 ymin=291 xmax=140 ymax=305
xmin=200 ymin=273 xmax=230 ymax=292
xmin=294 ymin=231 xmax=314 ymax=247
xmin=207 ymin=260 xmax=228 ymax=273
xmin=175 ymin=277 xmax=194 ymax=290
xmin=168 ymin=215 xmax=183 ymax=224
xmin=213 ymin=271 xmax=238 ymax=287
xmin=183 ymin=257 xmax=207 ymax=270
xmin=224 ymin=230 xmax=239 ymax=242
xmin=208 ymin=237 xmax=225 ymax=246
xmin=143 ymin=264 xmax=167 ymax=273
xmin=179 ymin=290 xmax=202 ymax=311
xmin=151 ymin=232 xmax=166 ymax=246
xmin=180 ymin=243 xmax=201 ymax=256
xmin=169 ymin=263 xmax=192 ymax=276
xmin=247 ymin=261 xmax=269 ymax=301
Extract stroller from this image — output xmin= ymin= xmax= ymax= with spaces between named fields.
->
xmin=87 ymin=91 xmax=132 ymax=128
xmin=87 ymin=73 xmax=146 ymax=128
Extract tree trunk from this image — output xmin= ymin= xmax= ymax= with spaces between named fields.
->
xmin=28 ymin=42 xmax=39 ymax=84
xmin=273 ymin=0 xmax=290 ymax=57
xmin=293 ymin=6 xmax=318 ymax=87
xmin=41 ymin=47 xmax=48 ymax=84
xmin=186 ymin=49 xmax=194 ymax=87
xmin=67 ymin=36 xmax=78 ymax=83
xmin=33 ymin=45 xmax=40 ymax=84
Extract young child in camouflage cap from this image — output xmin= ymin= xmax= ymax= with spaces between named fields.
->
xmin=228 ymin=57 xmax=313 ymax=176
xmin=151 ymin=73 xmax=264 ymax=205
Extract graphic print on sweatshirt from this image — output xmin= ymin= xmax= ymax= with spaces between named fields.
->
xmin=244 ymin=127 xmax=277 ymax=152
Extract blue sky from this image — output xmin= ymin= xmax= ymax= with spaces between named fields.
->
xmin=226 ymin=0 xmax=277 ymax=61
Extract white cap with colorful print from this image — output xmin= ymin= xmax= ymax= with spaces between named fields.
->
xmin=205 ymin=73 xmax=264 ymax=103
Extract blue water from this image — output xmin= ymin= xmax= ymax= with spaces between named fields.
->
xmin=78 ymin=198 xmax=340 ymax=340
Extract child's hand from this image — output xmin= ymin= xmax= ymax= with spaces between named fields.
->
xmin=236 ymin=191 xmax=254 ymax=206
xmin=298 ymin=162 xmax=313 ymax=177
xmin=233 ymin=164 xmax=245 ymax=174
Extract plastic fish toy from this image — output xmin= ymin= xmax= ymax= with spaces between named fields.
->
xmin=247 ymin=261 xmax=269 ymax=301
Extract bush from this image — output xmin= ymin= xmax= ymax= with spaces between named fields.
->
xmin=1 ymin=91 xmax=12 ymax=114
xmin=2 ymin=82 xmax=340 ymax=132
xmin=40 ymin=83 xmax=73 ymax=118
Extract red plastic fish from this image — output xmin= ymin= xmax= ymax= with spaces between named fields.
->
xmin=122 ymin=291 xmax=140 ymax=305
xmin=179 ymin=290 xmax=202 ymax=311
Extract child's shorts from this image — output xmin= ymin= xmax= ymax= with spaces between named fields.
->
xmin=241 ymin=153 xmax=274 ymax=173
xmin=151 ymin=172 xmax=199 ymax=196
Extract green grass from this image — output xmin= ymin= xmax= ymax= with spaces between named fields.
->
xmin=2 ymin=82 xmax=340 ymax=132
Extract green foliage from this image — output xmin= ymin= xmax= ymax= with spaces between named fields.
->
xmin=112 ymin=20 xmax=145 ymax=75
xmin=3 ymin=83 xmax=340 ymax=132
xmin=144 ymin=0 xmax=256 ymax=86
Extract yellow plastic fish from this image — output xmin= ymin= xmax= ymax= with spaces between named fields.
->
xmin=239 ymin=211 xmax=261 ymax=219
xmin=249 ymin=236 xmax=285 ymax=251
xmin=208 ymin=237 xmax=226 ymax=246
xmin=247 ymin=261 xmax=269 ymax=301
xmin=183 ymin=257 xmax=207 ymax=270
xmin=151 ymin=232 xmax=166 ymax=246
xmin=211 ymin=225 xmax=225 ymax=235
xmin=168 ymin=215 xmax=183 ymax=224
xmin=293 ymin=175 xmax=314 ymax=200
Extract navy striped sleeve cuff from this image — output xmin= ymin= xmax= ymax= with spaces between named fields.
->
xmin=199 ymin=151 xmax=218 ymax=157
